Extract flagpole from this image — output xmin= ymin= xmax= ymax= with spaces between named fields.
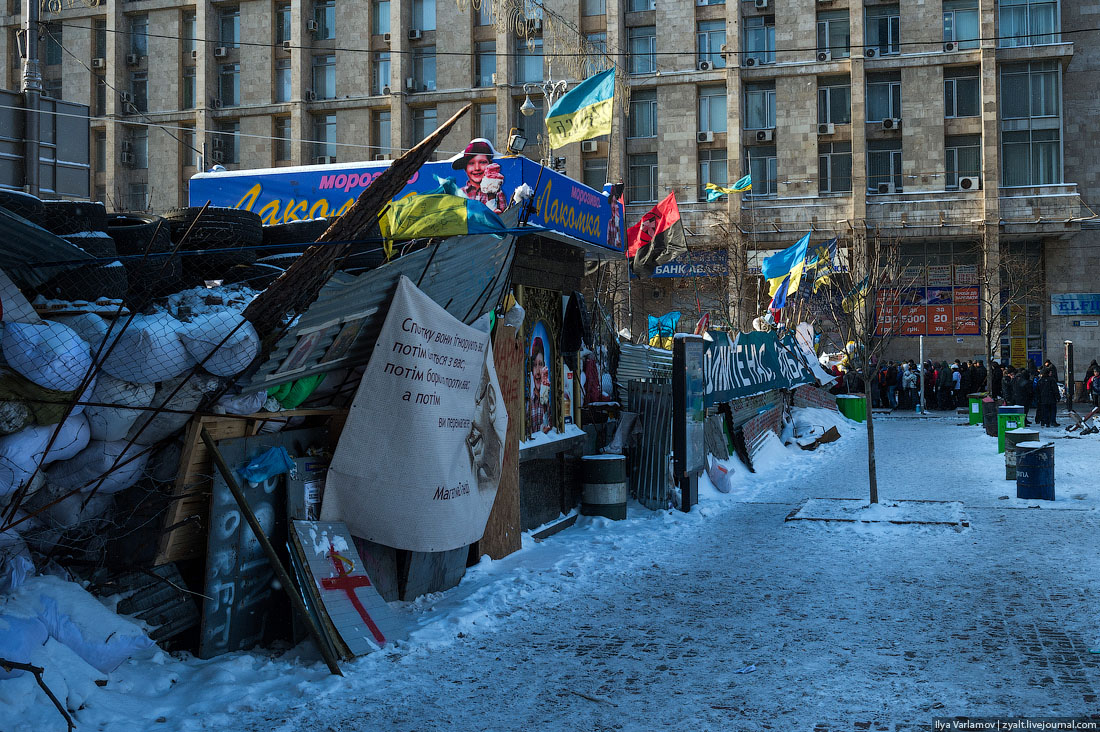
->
xmin=746 ymin=149 xmax=760 ymax=322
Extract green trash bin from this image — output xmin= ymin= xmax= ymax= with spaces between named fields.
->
xmin=837 ymin=394 xmax=867 ymax=423
xmin=997 ymin=406 xmax=1026 ymax=453
xmin=967 ymin=393 xmax=985 ymax=425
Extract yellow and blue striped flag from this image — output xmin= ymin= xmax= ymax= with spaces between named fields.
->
xmin=763 ymin=232 xmax=810 ymax=297
xmin=379 ymin=178 xmax=507 ymax=241
xmin=704 ymin=175 xmax=753 ymax=202
xmin=545 ymin=69 xmax=615 ymax=149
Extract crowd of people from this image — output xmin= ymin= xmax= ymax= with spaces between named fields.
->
xmin=831 ymin=356 xmax=1100 ymax=428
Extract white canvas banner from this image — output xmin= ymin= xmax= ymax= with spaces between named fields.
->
xmin=321 ymin=275 xmax=507 ymax=552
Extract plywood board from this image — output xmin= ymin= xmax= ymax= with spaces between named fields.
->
xmin=479 ymin=324 xmax=522 ymax=560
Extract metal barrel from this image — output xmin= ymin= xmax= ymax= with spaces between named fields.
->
xmin=1016 ymin=441 xmax=1055 ymax=500
xmin=580 ymin=455 xmax=627 ymax=520
xmin=1004 ymin=428 xmax=1039 ymax=480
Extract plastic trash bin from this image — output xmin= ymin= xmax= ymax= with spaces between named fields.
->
xmin=997 ymin=406 xmax=1026 ymax=453
xmin=1016 ymin=442 xmax=1054 ymax=500
xmin=967 ymin=393 xmax=985 ymax=425
xmin=836 ymin=394 xmax=867 ymax=423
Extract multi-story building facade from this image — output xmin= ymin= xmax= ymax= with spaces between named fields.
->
xmin=0 ymin=0 xmax=1094 ymax=366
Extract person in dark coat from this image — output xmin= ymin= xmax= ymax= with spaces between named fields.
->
xmin=936 ymin=362 xmax=954 ymax=410
xmin=1036 ymin=367 xmax=1060 ymax=427
xmin=1015 ymin=367 xmax=1035 ymax=426
xmin=1042 ymin=359 xmax=1057 ymax=381
xmin=923 ymin=361 xmax=936 ymax=410
xmin=975 ymin=360 xmax=988 ymax=393
xmin=991 ymin=361 xmax=1003 ymax=400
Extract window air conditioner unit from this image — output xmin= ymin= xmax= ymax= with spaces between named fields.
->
xmin=959 ymin=175 xmax=981 ymax=190
xmin=120 ymin=151 xmax=135 ymax=165
xmin=211 ymin=150 xmax=225 ymax=164
xmin=119 ymin=91 xmax=133 ymax=103
xmin=754 ymin=0 xmax=768 ymax=8
xmin=876 ymin=182 xmax=892 ymax=194
xmin=305 ymin=89 xmax=316 ymax=101
xmin=405 ymin=77 xmax=416 ymax=90
xmin=408 ymin=29 xmax=423 ymax=40
xmin=581 ymin=140 xmax=598 ymax=153
xmin=307 ymin=20 xmax=319 ymax=32
xmin=865 ymin=47 xmax=876 ymax=58
xmin=214 ymin=46 xmax=228 ymax=58
xmin=882 ymin=117 xmax=901 ymax=130
xmin=697 ymin=60 xmax=712 ymax=71
xmin=818 ymin=122 xmax=835 ymax=135
xmin=125 ymin=54 xmax=140 ymax=65
xmin=697 ymin=131 xmax=714 ymax=143
xmin=756 ymin=128 xmax=774 ymax=142
xmin=121 ymin=140 xmax=133 ymax=152
xmin=91 ymin=57 xmax=106 ymax=70
xmin=382 ymin=85 xmax=391 ymax=95
xmin=373 ymin=153 xmax=388 ymax=161
xmin=315 ymin=156 xmax=336 ymax=164
xmin=282 ymin=40 xmax=292 ymax=50
xmin=383 ymin=33 xmax=391 ymax=43
xmin=817 ymin=50 xmax=831 ymax=62
xmin=213 ymin=138 xmax=225 ymax=151
xmin=943 ymin=41 xmax=957 ymax=52
xmin=211 ymin=97 xmax=223 ymax=108
xmin=190 ymin=49 xmax=199 ymax=60
xmin=744 ymin=57 xmax=756 ymax=67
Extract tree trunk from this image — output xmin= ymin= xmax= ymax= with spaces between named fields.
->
xmin=864 ymin=375 xmax=879 ymax=504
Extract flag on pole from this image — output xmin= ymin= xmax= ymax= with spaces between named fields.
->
xmin=703 ymin=175 xmax=752 ymax=202
xmin=545 ymin=69 xmax=615 ymax=149
xmin=693 ymin=312 xmax=710 ymax=335
xmin=842 ymin=275 xmax=870 ymax=313
xmin=626 ymin=192 xmax=689 ymax=278
xmin=801 ymin=236 xmax=838 ymax=294
xmin=769 ymin=274 xmax=791 ymax=321
xmin=762 ymin=232 xmax=810 ymax=297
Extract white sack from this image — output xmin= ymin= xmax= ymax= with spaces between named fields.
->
xmin=0 ymin=427 xmax=51 ymax=497
xmin=214 ymin=390 xmax=267 ymax=415
xmin=45 ymin=440 xmax=150 ymax=495
xmin=126 ymin=373 xmax=221 ymax=445
xmin=42 ymin=491 xmax=114 ymax=529
xmin=99 ymin=313 xmax=192 ymax=384
xmin=180 ymin=311 xmax=260 ymax=377
xmin=84 ymin=374 xmax=155 ymax=441
xmin=50 ymin=313 xmax=110 ymax=355
xmin=1 ymin=321 xmax=92 ymax=392
xmin=43 ymin=415 xmax=91 ymax=463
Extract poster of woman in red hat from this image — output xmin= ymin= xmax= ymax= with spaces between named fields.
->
xmin=452 ymin=138 xmax=507 ymax=214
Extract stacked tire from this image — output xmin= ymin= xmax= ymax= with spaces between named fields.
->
xmin=162 ymin=207 xmax=262 ymax=284
xmin=39 ymin=231 xmax=128 ymax=303
xmin=107 ymin=214 xmax=184 ymax=309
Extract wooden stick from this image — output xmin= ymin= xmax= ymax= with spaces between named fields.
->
xmin=0 ymin=658 xmax=74 ymax=732
xmin=200 ymin=428 xmax=343 ymax=677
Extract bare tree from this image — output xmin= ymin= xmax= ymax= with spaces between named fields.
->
xmin=815 ymin=231 xmax=912 ymax=505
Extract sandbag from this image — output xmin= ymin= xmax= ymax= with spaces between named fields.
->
xmin=0 ymin=529 xmax=33 ymax=594
xmin=84 ymin=374 xmax=155 ymax=441
xmin=99 ymin=313 xmax=192 ymax=384
xmin=215 ymin=390 xmax=267 ymax=415
xmin=0 ymin=426 xmax=52 ymax=497
xmin=42 ymin=491 xmax=114 ymax=529
xmin=44 ymin=415 xmax=91 ymax=463
xmin=50 ymin=313 xmax=111 ymax=355
xmin=127 ymin=373 xmax=222 ymax=445
xmin=45 ymin=440 xmax=150 ymax=495
xmin=0 ymin=371 xmax=77 ymax=427
xmin=180 ymin=311 xmax=260 ymax=377
xmin=1 ymin=321 xmax=92 ymax=392
xmin=0 ymin=399 xmax=31 ymax=435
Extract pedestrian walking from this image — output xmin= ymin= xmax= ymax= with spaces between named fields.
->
xmin=1036 ymin=367 xmax=1059 ymax=427
xmin=951 ymin=363 xmax=963 ymax=409
xmin=1016 ymin=367 xmax=1035 ymax=426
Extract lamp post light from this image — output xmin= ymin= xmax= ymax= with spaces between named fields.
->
xmin=520 ymin=77 xmax=568 ymax=166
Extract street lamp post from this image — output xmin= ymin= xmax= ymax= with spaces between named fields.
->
xmin=520 ymin=77 xmax=568 ymax=167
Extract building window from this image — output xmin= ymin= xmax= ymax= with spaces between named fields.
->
xmin=94 ymin=130 xmax=106 ymax=173
xmin=132 ymin=127 xmax=149 ymax=169
xmin=628 ymin=89 xmax=657 ymax=138
xmin=182 ymin=126 xmax=201 ymax=168
xmin=583 ymin=159 xmax=607 ymax=190
xmin=413 ymin=46 xmax=437 ymax=91
xmin=868 ymin=139 xmax=902 ymax=192
xmin=816 ymin=10 xmax=850 ymax=59
xmin=819 ymin=141 xmax=852 ymax=193
xmin=275 ymin=59 xmax=291 ymax=102
xmin=582 ymin=0 xmax=605 ymax=16
xmin=627 ymin=0 xmax=654 ymax=10
xmin=477 ymin=0 xmax=494 ymax=25
xmin=945 ymin=134 xmax=981 ymax=188
xmin=698 ymin=85 xmax=727 ymax=133
xmin=44 ymin=24 xmax=62 ymax=66
xmin=699 ymin=0 xmax=725 ymax=5
xmin=219 ymin=7 xmax=240 ymax=48
xmin=373 ymin=0 xmax=391 ymax=35
xmin=216 ymin=122 xmax=240 ymax=164
xmin=219 ymin=63 xmax=240 ymax=106
xmin=412 ymin=107 xmax=437 ymax=142
xmin=313 ymin=0 xmax=336 ymax=40
xmin=274 ymin=117 xmax=292 ymax=161
xmin=516 ymin=39 xmax=543 ymax=83
xmin=865 ymin=5 xmax=900 ymax=56
xmin=628 ymin=153 xmax=658 ymax=203
xmin=182 ymin=68 xmax=196 ymax=108
xmin=314 ymin=113 xmax=336 ymax=160
xmin=585 ymin=33 xmax=609 ymax=75
xmin=866 ymin=72 xmax=901 ymax=121
xmin=744 ymin=83 xmax=775 ymax=130
xmin=744 ymin=16 xmax=776 ymax=65
xmin=312 ymin=54 xmax=336 ymax=98
xmin=697 ymin=20 xmax=726 ymax=69
xmin=628 ymin=26 xmax=656 ymax=75
xmin=373 ymin=110 xmax=391 ymax=156
xmin=275 ymin=5 xmax=291 ymax=45
xmin=373 ymin=52 xmax=391 ymax=94
xmin=130 ymin=15 xmax=148 ymax=56
xmin=412 ymin=0 xmax=436 ymax=31
xmin=818 ymin=76 xmax=851 ymax=124
xmin=476 ymin=42 xmax=496 ymax=87
xmin=943 ymin=0 xmax=979 ymax=49
xmin=746 ymin=146 xmax=778 ymax=196
xmin=1000 ymin=0 xmax=1059 ymax=48
xmin=131 ymin=71 xmax=147 ymax=113
xmin=1001 ymin=61 xmax=1062 ymax=185
xmin=698 ymin=149 xmax=728 ymax=201
xmin=944 ymin=67 xmax=979 ymax=118
xmin=94 ymin=19 xmax=107 ymax=59
xmin=477 ymin=103 xmax=497 ymax=142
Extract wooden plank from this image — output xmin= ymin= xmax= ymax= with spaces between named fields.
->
xmin=478 ymin=324 xmax=523 ymax=560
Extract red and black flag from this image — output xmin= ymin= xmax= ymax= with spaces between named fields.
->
xmin=626 ymin=192 xmax=688 ymax=278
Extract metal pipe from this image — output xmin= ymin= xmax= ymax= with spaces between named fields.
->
xmin=21 ymin=0 xmax=42 ymax=196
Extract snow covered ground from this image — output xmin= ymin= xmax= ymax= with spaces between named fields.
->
xmin=3 ymin=407 xmax=1100 ymax=732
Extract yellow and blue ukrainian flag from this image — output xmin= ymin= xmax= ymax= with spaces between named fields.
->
xmin=545 ymin=69 xmax=615 ymax=149
xmin=762 ymin=231 xmax=810 ymax=297
xmin=704 ymin=174 xmax=752 ymax=202
xmin=379 ymin=177 xmax=507 ymax=241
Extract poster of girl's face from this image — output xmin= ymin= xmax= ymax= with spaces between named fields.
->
xmin=526 ymin=321 xmax=553 ymax=433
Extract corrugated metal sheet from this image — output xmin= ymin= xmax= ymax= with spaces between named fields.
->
xmin=0 ymin=205 xmax=90 ymax=286
xmin=241 ymin=219 xmax=519 ymax=393
xmin=616 ymin=342 xmax=673 ymax=394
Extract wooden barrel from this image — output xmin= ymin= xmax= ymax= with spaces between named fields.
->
xmin=580 ymin=455 xmax=627 ymax=520
xmin=1016 ymin=442 xmax=1054 ymax=500
xmin=1004 ymin=428 xmax=1039 ymax=480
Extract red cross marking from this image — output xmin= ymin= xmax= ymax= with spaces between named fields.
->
xmin=320 ymin=543 xmax=386 ymax=645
